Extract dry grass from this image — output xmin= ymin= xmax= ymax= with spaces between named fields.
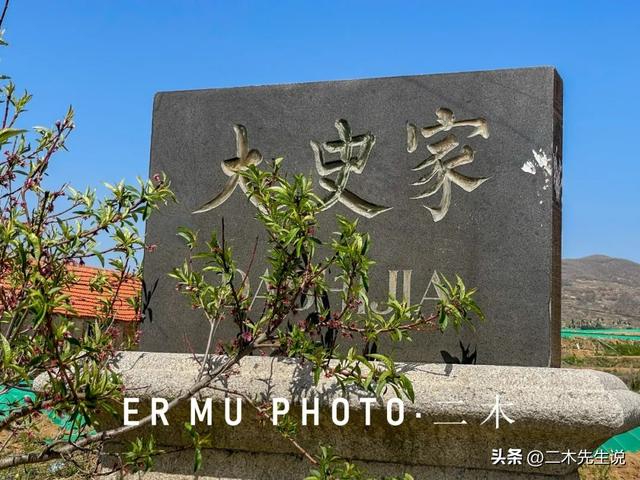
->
xmin=0 ymin=416 xmax=97 ymax=479
xmin=579 ymin=452 xmax=640 ymax=479
xmin=565 ymin=337 xmax=640 ymax=480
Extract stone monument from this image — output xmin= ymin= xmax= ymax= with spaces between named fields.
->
xmin=80 ymin=68 xmax=640 ymax=480
xmin=142 ymin=67 xmax=563 ymax=366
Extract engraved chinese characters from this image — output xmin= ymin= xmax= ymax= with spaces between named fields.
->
xmin=311 ymin=119 xmax=391 ymax=219
xmin=194 ymin=112 xmax=489 ymax=222
xmin=407 ymin=108 xmax=490 ymax=222
xmin=193 ymin=124 xmax=263 ymax=214
xmin=193 ymin=119 xmax=393 ymax=218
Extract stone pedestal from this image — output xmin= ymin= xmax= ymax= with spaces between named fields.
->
xmin=98 ymin=352 xmax=640 ymax=479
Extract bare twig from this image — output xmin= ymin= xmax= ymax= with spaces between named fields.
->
xmin=0 ymin=0 xmax=9 ymax=29
xmin=210 ymin=386 xmax=318 ymax=466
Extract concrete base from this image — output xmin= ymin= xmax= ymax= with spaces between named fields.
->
xmin=103 ymin=449 xmax=579 ymax=479
xmin=83 ymin=351 xmax=640 ymax=479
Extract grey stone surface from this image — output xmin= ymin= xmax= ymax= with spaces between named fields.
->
xmin=142 ymin=68 xmax=563 ymax=366
xmin=98 ymin=351 xmax=640 ymax=479
xmin=103 ymin=450 xmax=579 ymax=480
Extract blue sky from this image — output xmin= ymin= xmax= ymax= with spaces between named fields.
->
xmin=2 ymin=1 xmax=639 ymax=262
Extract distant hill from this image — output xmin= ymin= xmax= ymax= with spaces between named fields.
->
xmin=563 ymin=255 xmax=640 ymax=328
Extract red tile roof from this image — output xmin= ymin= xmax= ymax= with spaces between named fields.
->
xmin=59 ymin=264 xmax=141 ymax=322
xmin=1 ymin=264 xmax=142 ymax=322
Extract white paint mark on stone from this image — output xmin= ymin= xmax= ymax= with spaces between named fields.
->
xmin=521 ymin=160 xmax=536 ymax=174
xmin=522 ymin=148 xmax=557 ymax=210
xmin=522 ymin=149 xmax=553 ymax=178
xmin=532 ymin=149 xmax=552 ymax=177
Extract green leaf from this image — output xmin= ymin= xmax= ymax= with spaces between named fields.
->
xmin=0 ymin=127 xmax=25 ymax=145
xmin=375 ymin=371 xmax=391 ymax=396
xmin=0 ymin=333 xmax=11 ymax=366
xmin=194 ymin=446 xmax=202 ymax=472
xmin=176 ymin=227 xmax=197 ymax=249
xmin=401 ymin=375 xmax=415 ymax=402
xmin=368 ymin=353 xmax=394 ymax=371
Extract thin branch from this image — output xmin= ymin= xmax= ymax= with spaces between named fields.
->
xmin=0 ymin=0 xmax=9 ymax=30
xmin=0 ymin=346 xmax=252 ymax=470
xmin=0 ymin=429 xmax=15 ymax=455
xmin=210 ymin=386 xmax=318 ymax=466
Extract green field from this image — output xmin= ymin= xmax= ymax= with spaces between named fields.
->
xmin=562 ymin=328 xmax=640 ymax=341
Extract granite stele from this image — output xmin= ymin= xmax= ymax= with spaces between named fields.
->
xmin=142 ymin=67 xmax=563 ymax=367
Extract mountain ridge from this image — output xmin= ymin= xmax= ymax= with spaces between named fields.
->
xmin=562 ymin=254 xmax=640 ymax=328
